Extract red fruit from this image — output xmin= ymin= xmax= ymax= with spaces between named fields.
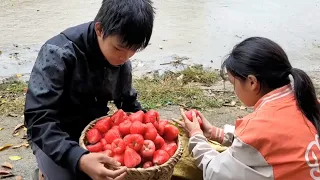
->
xmin=130 ymin=121 xmax=146 ymax=135
xmin=104 ymin=144 xmax=112 ymax=151
xmin=111 ymin=138 xmax=126 ymax=154
xmin=86 ymin=128 xmax=102 ymax=144
xmin=140 ymin=140 xmax=156 ymax=158
xmin=104 ymin=149 xmax=113 ymax=157
xmin=144 ymin=123 xmax=157 ymax=140
xmin=104 ymin=129 xmax=121 ymax=144
xmin=111 ymin=126 xmax=121 ymax=134
xmin=143 ymin=161 xmax=153 ymax=168
xmin=100 ymin=138 xmax=108 ymax=147
xmin=185 ymin=109 xmax=203 ymax=127
xmin=113 ymin=154 xmax=124 ymax=166
xmin=163 ymin=124 xmax=179 ymax=141
xmin=144 ymin=110 xmax=160 ymax=124
xmin=154 ymin=134 xmax=165 ymax=149
xmin=161 ymin=142 xmax=178 ymax=157
xmin=94 ymin=117 xmax=111 ymax=133
xmin=129 ymin=110 xmax=144 ymax=122
xmin=111 ymin=109 xmax=127 ymax=126
xmin=124 ymin=134 xmax=144 ymax=152
xmin=153 ymin=150 xmax=170 ymax=165
xmin=124 ymin=148 xmax=142 ymax=168
xmin=157 ymin=120 xmax=169 ymax=135
xmin=153 ymin=121 xmax=159 ymax=131
xmin=119 ymin=120 xmax=132 ymax=136
xmin=86 ymin=142 xmax=103 ymax=152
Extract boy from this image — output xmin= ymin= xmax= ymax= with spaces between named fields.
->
xmin=24 ymin=0 xmax=155 ymax=179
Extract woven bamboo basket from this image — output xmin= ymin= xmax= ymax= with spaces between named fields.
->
xmin=79 ymin=115 xmax=184 ymax=180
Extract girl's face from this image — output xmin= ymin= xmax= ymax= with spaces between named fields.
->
xmin=227 ymin=71 xmax=262 ymax=107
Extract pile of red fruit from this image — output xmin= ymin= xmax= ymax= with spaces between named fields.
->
xmin=85 ymin=109 xmax=180 ymax=168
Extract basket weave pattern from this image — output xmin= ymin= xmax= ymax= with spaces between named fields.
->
xmin=79 ymin=115 xmax=184 ymax=180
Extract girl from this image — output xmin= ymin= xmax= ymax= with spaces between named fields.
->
xmin=176 ymin=37 xmax=320 ymax=180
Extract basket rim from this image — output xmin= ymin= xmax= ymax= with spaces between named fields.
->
xmin=79 ymin=114 xmax=184 ymax=172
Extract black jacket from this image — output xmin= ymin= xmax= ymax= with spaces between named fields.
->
xmin=24 ymin=22 xmax=143 ymax=176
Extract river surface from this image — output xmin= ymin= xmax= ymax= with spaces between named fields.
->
xmin=0 ymin=0 xmax=320 ymax=80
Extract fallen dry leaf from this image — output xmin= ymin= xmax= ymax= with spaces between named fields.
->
xmin=239 ymin=106 xmax=247 ymax=110
xmin=16 ymin=74 xmax=22 ymax=78
xmin=15 ymin=176 xmax=23 ymax=180
xmin=0 ymin=173 xmax=14 ymax=179
xmin=0 ymin=170 xmax=10 ymax=175
xmin=9 ymin=156 xmax=22 ymax=161
xmin=13 ymin=124 xmax=24 ymax=135
xmin=0 ymin=145 xmax=13 ymax=152
xmin=1 ymin=162 xmax=13 ymax=169
xmin=12 ymin=143 xmax=29 ymax=149
xmin=23 ymin=127 xmax=27 ymax=131
xmin=8 ymin=113 xmax=19 ymax=117
xmin=0 ymin=128 xmax=3 ymax=131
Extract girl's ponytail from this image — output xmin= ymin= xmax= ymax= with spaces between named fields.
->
xmin=291 ymin=68 xmax=320 ymax=134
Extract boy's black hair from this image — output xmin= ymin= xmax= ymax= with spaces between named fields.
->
xmin=221 ymin=37 xmax=320 ymax=135
xmin=94 ymin=0 xmax=155 ymax=52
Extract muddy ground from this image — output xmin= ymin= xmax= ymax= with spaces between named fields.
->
xmin=0 ymin=74 xmax=320 ymax=179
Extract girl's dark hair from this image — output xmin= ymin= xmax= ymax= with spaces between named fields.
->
xmin=221 ymin=37 xmax=320 ymax=134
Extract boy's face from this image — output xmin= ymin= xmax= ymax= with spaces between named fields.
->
xmin=95 ymin=23 xmax=136 ymax=66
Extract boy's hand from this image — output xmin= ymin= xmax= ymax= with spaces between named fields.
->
xmin=79 ymin=153 xmax=127 ymax=180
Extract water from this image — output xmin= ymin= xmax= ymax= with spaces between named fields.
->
xmin=0 ymin=0 xmax=320 ymax=80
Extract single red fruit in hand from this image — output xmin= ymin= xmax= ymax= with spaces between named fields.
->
xmin=130 ymin=121 xmax=146 ymax=135
xmin=119 ymin=120 xmax=132 ymax=136
xmin=129 ymin=110 xmax=144 ymax=122
xmin=104 ymin=149 xmax=113 ymax=157
xmin=143 ymin=161 xmax=153 ymax=168
xmin=94 ymin=117 xmax=111 ymax=133
xmin=161 ymin=142 xmax=178 ymax=157
xmin=144 ymin=110 xmax=160 ymax=124
xmin=163 ymin=124 xmax=179 ymax=141
xmin=140 ymin=140 xmax=156 ymax=158
xmin=86 ymin=128 xmax=102 ymax=144
xmin=86 ymin=142 xmax=103 ymax=152
xmin=100 ymin=138 xmax=107 ymax=147
xmin=153 ymin=150 xmax=170 ymax=165
xmin=124 ymin=148 xmax=142 ymax=168
xmin=104 ymin=144 xmax=112 ymax=151
xmin=157 ymin=120 xmax=169 ymax=135
xmin=124 ymin=134 xmax=144 ymax=152
xmin=104 ymin=129 xmax=121 ymax=144
xmin=154 ymin=134 xmax=165 ymax=149
xmin=113 ymin=154 xmax=124 ymax=166
xmin=111 ymin=138 xmax=126 ymax=154
xmin=185 ymin=109 xmax=203 ymax=127
xmin=144 ymin=123 xmax=157 ymax=140
xmin=111 ymin=109 xmax=127 ymax=126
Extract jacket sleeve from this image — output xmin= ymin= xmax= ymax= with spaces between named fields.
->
xmin=24 ymin=44 xmax=88 ymax=174
xmin=189 ymin=133 xmax=274 ymax=180
xmin=209 ymin=124 xmax=235 ymax=147
xmin=114 ymin=61 xmax=144 ymax=112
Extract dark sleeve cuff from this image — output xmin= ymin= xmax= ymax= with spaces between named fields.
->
xmin=62 ymin=146 xmax=89 ymax=175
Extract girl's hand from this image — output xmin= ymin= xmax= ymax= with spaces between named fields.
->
xmin=79 ymin=153 xmax=127 ymax=180
xmin=176 ymin=108 xmax=203 ymax=137
xmin=196 ymin=111 xmax=214 ymax=139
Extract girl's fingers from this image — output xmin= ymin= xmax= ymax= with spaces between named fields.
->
xmin=172 ymin=118 xmax=185 ymax=127
xmin=191 ymin=111 xmax=198 ymax=123
xmin=197 ymin=111 xmax=208 ymax=123
xmin=180 ymin=108 xmax=191 ymax=123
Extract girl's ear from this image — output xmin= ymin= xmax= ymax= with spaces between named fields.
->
xmin=247 ymin=75 xmax=260 ymax=92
